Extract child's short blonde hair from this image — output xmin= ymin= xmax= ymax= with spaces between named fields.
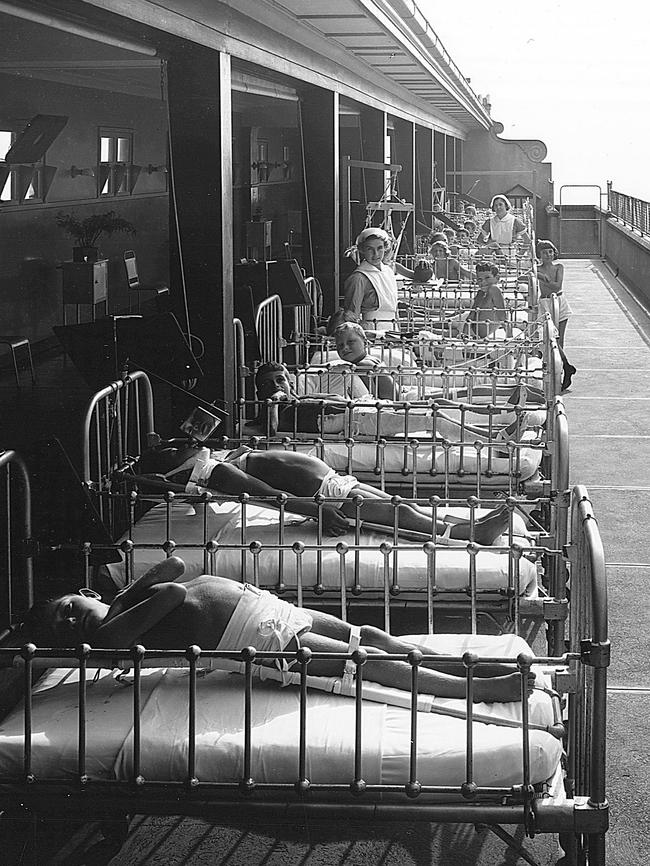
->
xmin=333 ymin=322 xmax=366 ymax=341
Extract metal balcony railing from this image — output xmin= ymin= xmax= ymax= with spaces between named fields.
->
xmin=607 ymin=182 xmax=650 ymax=235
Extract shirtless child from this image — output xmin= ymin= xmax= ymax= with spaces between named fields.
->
xmin=254 ymin=361 xmax=532 ymax=443
xmin=137 ymin=441 xmax=510 ymax=542
xmin=26 ymin=557 xmax=534 ymax=703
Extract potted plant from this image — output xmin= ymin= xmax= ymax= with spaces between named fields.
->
xmin=56 ymin=210 xmax=136 ymax=262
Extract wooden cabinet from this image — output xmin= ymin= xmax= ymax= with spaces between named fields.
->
xmin=62 ymin=260 xmax=108 ymax=305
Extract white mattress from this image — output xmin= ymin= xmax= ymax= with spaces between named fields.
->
xmin=312 ymin=431 xmax=543 ymax=483
xmin=102 ymin=501 xmax=538 ymax=597
xmin=0 ymin=634 xmax=562 ymax=788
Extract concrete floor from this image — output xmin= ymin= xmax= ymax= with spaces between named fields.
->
xmin=3 ymin=259 xmax=644 ymax=864
xmin=561 ymin=259 xmax=650 ymax=866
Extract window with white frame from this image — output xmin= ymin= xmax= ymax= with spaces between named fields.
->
xmin=98 ymin=127 xmax=134 ymax=197
xmin=0 ymin=125 xmax=43 ymax=203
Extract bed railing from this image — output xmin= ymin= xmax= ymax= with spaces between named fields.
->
xmin=0 ymin=640 xmax=563 ymax=819
xmin=91 ymin=486 xmax=550 ymax=634
xmin=242 ymin=396 xmax=561 ymax=497
xmin=82 ymin=371 xmax=156 ymax=529
xmin=303 ymin=275 xmax=322 ymax=320
xmin=0 ymin=450 xmax=33 ymax=636
xmin=255 ymin=294 xmax=284 ymax=364
xmin=290 ymin=277 xmax=322 ymax=366
xmin=536 ymin=485 xmax=608 ymax=865
xmin=0 ymin=485 xmax=607 ymax=864
xmin=546 ymin=398 xmax=570 ymax=656
xmin=233 ymin=317 xmax=248 ymax=406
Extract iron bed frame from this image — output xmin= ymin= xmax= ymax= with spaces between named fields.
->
xmin=79 ymin=371 xmax=570 ymax=655
xmin=251 ymin=294 xmax=563 ymax=410
xmin=0 ymin=449 xmax=608 ymax=866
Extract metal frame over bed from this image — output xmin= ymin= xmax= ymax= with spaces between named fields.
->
xmin=0 ymin=450 xmax=608 ymax=866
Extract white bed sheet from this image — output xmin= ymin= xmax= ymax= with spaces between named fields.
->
xmin=311 ymin=431 xmax=543 ymax=482
xmin=102 ymin=501 xmax=538 ymax=597
xmin=0 ymin=635 xmax=562 ymax=788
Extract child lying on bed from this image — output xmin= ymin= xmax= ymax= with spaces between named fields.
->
xmin=27 ymin=557 xmax=534 ymax=703
xmin=137 ymin=442 xmax=511 ymax=542
xmin=254 ymin=361 xmax=535 ymax=442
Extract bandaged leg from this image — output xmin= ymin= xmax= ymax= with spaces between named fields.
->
xmin=341 ymin=624 xmax=362 ymax=695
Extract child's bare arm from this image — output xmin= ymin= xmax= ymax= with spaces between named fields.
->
xmin=539 ymin=263 xmax=564 ymax=293
xmin=394 ymin=261 xmax=414 ymax=278
xmin=105 ymin=557 xmax=185 ymax=620
xmin=94 ymin=582 xmax=187 ymax=647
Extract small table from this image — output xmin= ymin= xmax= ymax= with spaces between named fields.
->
xmin=61 ymin=259 xmax=108 ymax=324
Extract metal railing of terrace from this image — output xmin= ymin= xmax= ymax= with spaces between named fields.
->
xmin=607 ymin=181 xmax=650 ymax=236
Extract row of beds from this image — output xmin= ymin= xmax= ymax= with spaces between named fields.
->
xmin=0 ymin=219 xmax=608 ymax=864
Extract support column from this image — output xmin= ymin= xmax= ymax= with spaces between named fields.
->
xmin=361 ymin=107 xmax=386 ymax=207
xmin=300 ymin=86 xmax=338 ymax=314
xmin=416 ymin=126 xmax=433 ymax=238
xmin=393 ymin=117 xmax=415 ymax=255
xmin=166 ymin=46 xmax=234 ymax=428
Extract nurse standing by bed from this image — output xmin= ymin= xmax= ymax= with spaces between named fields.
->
xmin=478 ymin=195 xmax=530 ymax=248
xmin=342 ymin=227 xmax=399 ymax=332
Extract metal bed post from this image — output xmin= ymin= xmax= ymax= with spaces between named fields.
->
xmin=82 ymin=371 xmax=155 ymax=488
xmin=232 ymin=317 xmax=248 ymax=430
xmin=0 ymin=450 xmax=33 ymax=633
xmin=548 ymin=399 xmax=570 ymax=656
xmin=254 ymin=294 xmax=284 ymax=364
xmin=536 ymin=485 xmax=608 ymax=865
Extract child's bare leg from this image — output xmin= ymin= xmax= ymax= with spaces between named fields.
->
xmin=299 ymin=628 xmax=532 ymax=702
xmin=340 ymin=482 xmax=450 ymax=537
xmin=308 ymin=613 xmax=519 ymax=679
xmin=356 ymin=625 xmax=518 ymax=679
xmin=340 ymin=482 xmax=510 ymax=544
xmin=433 ymin=409 xmax=510 ymax=441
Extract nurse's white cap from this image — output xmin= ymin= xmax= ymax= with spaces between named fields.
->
xmin=355 ymin=227 xmax=391 ymax=246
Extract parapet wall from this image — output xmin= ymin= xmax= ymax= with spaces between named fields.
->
xmin=547 ymin=205 xmax=650 ymax=309
xmin=601 ymin=216 xmax=650 ymax=309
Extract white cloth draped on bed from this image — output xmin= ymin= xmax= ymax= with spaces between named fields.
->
xmin=0 ymin=634 xmax=562 ymax=788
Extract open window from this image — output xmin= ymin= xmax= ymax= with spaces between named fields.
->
xmin=98 ymin=127 xmax=139 ymax=196
xmin=0 ymin=116 xmax=63 ymax=204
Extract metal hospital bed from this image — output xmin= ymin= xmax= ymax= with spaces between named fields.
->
xmin=0 ymin=449 xmax=608 ymax=866
xmin=77 ymin=372 xmax=572 ymax=655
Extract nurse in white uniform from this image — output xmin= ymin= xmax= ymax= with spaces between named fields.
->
xmin=342 ymin=227 xmax=399 ymax=332
xmin=479 ymin=195 xmax=529 ymax=248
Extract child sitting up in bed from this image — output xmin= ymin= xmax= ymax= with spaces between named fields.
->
xmin=253 ymin=362 xmax=534 ymax=443
xmin=402 ymin=261 xmax=506 ymax=341
xmin=468 ymin=262 xmax=507 ymax=338
xmin=26 ymin=557 xmax=534 ymax=703
xmin=330 ymin=322 xmax=398 ymax=400
xmin=299 ymin=321 xmax=396 ymax=400
xmin=137 ymin=441 xmax=511 ymax=543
